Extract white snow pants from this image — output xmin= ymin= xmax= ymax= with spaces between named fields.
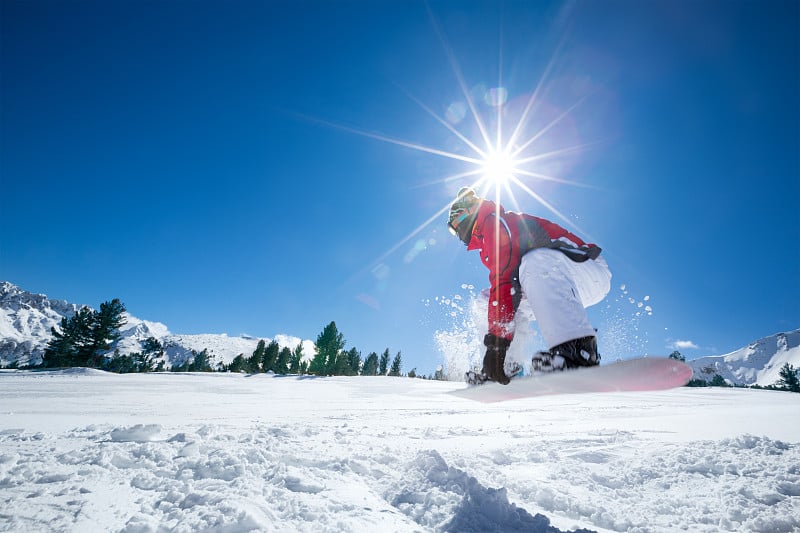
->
xmin=518 ymin=248 xmax=611 ymax=350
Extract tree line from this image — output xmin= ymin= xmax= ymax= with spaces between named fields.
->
xmin=23 ymin=297 xmax=439 ymax=379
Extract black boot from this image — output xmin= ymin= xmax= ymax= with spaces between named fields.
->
xmin=550 ymin=336 xmax=600 ymax=369
xmin=482 ymin=334 xmax=511 ymax=384
xmin=531 ymin=351 xmax=566 ymax=373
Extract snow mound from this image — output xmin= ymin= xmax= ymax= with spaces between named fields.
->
xmin=109 ymin=424 xmax=162 ymax=443
xmin=60 ymin=367 xmax=112 ymax=377
xmin=391 ymin=450 xmax=592 ymax=532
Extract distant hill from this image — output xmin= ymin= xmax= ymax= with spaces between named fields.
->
xmin=685 ymin=329 xmax=800 ymax=387
xmin=0 ymin=281 xmax=315 ymax=368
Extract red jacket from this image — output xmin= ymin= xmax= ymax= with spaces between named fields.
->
xmin=466 ymin=200 xmax=601 ymax=340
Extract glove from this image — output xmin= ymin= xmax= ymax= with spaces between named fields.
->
xmin=482 ymin=333 xmax=511 ymax=385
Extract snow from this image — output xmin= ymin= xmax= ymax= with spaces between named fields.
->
xmin=1 ymin=371 xmax=799 ymax=532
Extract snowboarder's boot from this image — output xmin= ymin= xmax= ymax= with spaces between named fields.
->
xmin=550 ymin=335 xmax=600 ymax=369
xmin=531 ymin=351 xmax=566 ymax=373
xmin=482 ymin=334 xmax=511 ymax=385
xmin=464 ymin=369 xmax=488 ymax=385
xmin=466 ymin=361 xmax=521 ymax=386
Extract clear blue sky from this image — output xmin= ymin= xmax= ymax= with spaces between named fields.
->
xmin=2 ymin=0 xmax=798 ymax=375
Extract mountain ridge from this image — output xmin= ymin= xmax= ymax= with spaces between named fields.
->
xmin=0 ymin=281 xmax=315 ymax=368
xmin=685 ymin=329 xmax=800 ymax=386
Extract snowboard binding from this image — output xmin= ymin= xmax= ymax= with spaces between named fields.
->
xmin=533 ymin=336 xmax=600 ymax=372
xmin=464 ymin=360 xmax=522 ymax=386
xmin=531 ymin=351 xmax=566 ymax=373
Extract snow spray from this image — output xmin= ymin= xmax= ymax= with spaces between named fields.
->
xmin=429 ymin=284 xmax=545 ymax=380
xmin=598 ymin=284 xmax=654 ymax=360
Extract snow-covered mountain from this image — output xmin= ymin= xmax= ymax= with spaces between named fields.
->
xmin=686 ymin=329 xmax=800 ymax=387
xmin=0 ymin=281 xmax=82 ymax=366
xmin=0 ymin=281 xmax=315 ymax=368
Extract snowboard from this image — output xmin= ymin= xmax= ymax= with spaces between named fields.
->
xmin=449 ymin=357 xmax=693 ymax=403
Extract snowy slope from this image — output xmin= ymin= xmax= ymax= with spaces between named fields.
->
xmin=0 ymin=371 xmax=798 ymax=532
xmin=0 ymin=281 xmax=315 ymax=367
xmin=686 ymin=329 xmax=800 ymax=386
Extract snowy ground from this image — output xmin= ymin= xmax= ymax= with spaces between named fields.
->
xmin=1 ymin=370 xmax=799 ymax=533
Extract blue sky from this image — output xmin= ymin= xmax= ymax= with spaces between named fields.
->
xmin=2 ymin=0 xmax=798 ymax=375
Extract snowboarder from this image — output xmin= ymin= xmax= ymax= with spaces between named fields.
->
xmin=447 ymin=187 xmax=611 ymax=384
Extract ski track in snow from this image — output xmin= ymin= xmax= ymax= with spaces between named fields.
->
xmin=1 ymin=371 xmax=799 ymax=533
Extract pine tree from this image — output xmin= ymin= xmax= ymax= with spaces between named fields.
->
xmin=87 ymin=299 xmax=127 ymax=367
xmin=262 ymin=340 xmax=280 ymax=373
xmin=330 ymin=350 xmax=350 ymax=375
xmin=229 ymin=354 xmax=247 ymax=373
xmin=310 ymin=321 xmax=345 ymax=376
xmin=710 ymin=374 xmax=728 ymax=387
xmin=308 ymin=347 xmax=325 ymax=375
xmin=42 ymin=307 xmax=95 ymax=367
xmin=41 ymin=300 xmax=127 ymax=368
xmin=105 ymin=349 xmax=136 ymax=373
xmin=135 ymin=336 xmax=162 ymax=372
xmin=71 ymin=307 xmax=98 ymax=366
xmin=275 ymin=346 xmax=291 ymax=375
xmin=379 ymin=348 xmax=390 ymax=376
xmin=141 ymin=337 xmax=163 ymax=356
xmin=188 ymin=349 xmax=213 ymax=372
xmin=42 ymin=316 xmax=77 ymax=368
xmin=247 ymin=340 xmax=266 ymax=373
xmin=288 ymin=343 xmax=304 ymax=374
xmin=362 ymin=352 xmax=379 ymax=376
xmin=669 ymin=351 xmax=686 ymax=362
xmin=346 ymin=347 xmax=361 ymax=376
xmin=777 ymin=363 xmax=800 ymax=393
xmin=389 ymin=351 xmax=402 ymax=377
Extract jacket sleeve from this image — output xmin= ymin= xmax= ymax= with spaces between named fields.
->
xmin=478 ymin=213 xmax=517 ymax=340
xmin=535 ymin=216 xmax=589 ymax=247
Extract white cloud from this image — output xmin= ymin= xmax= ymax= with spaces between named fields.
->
xmin=672 ymin=340 xmax=699 ymax=350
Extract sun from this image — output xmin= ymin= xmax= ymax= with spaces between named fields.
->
xmin=480 ymin=149 xmax=517 ymax=187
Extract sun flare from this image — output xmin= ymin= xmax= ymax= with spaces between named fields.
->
xmin=314 ymin=8 xmax=602 ymax=278
xmin=480 ymin=149 xmax=517 ymax=187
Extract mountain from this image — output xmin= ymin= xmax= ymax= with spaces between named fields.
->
xmin=0 ymin=281 xmax=82 ymax=366
xmin=0 ymin=281 xmax=315 ymax=368
xmin=685 ymin=329 xmax=800 ymax=386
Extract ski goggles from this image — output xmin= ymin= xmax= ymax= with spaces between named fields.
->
xmin=447 ymin=210 xmax=471 ymax=235
xmin=447 ymin=206 xmax=478 ymax=245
